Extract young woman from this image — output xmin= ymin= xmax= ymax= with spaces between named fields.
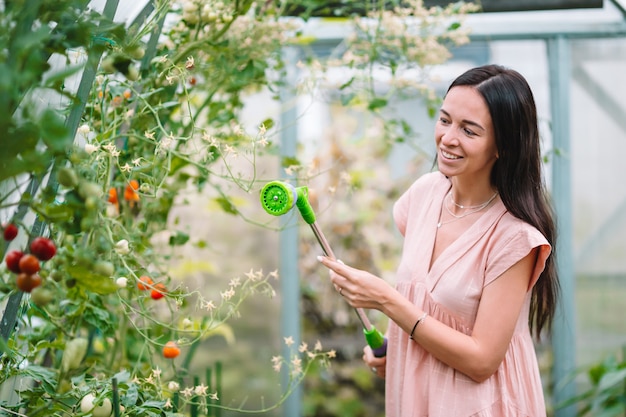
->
xmin=318 ymin=64 xmax=559 ymax=416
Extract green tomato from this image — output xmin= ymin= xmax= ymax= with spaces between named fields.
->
xmin=125 ymin=65 xmax=139 ymax=81
xmin=78 ymin=180 xmax=103 ymax=200
xmin=127 ymin=45 xmax=145 ymax=60
xmin=80 ymin=393 xmax=112 ymax=417
xmin=61 ymin=337 xmax=87 ymax=372
xmin=100 ymin=57 xmax=116 ymax=73
xmin=30 ymin=287 xmax=54 ymax=307
xmin=93 ymin=260 xmax=114 ymax=277
xmin=56 ymin=167 xmax=79 ymax=188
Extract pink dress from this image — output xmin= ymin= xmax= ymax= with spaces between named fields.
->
xmin=386 ymin=171 xmax=551 ymax=417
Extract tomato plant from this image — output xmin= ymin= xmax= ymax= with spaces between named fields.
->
xmin=0 ymin=0 xmax=472 ymax=415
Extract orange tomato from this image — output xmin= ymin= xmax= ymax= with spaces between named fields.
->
xmin=124 ymin=180 xmax=140 ymax=203
xmin=18 ymin=254 xmax=40 ymax=275
xmin=137 ymin=275 xmax=153 ymax=290
xmin=111 ymin=96 xmax=123 ymax=107
xmin=162 ymin=341 xmax=181 ymax=359
xmin=108 ymin=188 xmax=119 ymax=205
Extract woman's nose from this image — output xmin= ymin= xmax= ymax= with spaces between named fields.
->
xmin=440 ymin=127 xmax=459 ymax=146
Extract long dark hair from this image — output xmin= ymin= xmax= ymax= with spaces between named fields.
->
xmin=447 ymin=64 xmax=559 ymax=338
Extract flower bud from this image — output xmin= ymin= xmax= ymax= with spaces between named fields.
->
xmin=114 ymin=239 xmax=130 ymax=255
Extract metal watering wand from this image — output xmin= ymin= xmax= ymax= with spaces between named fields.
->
xmin=260 ymin=180 xmax=388 ymax=357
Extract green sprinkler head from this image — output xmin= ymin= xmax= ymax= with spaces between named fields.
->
xmin=260 ymin=181 xmax=316 ymax=224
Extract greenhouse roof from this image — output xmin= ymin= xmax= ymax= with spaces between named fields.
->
xmin=300 ymin=0 xmax=626 ymax=42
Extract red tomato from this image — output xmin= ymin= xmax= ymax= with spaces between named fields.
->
xmin=5 ymin=250 xmax=24 ymax=273
xmin=163 ymin=341 xmax=181 ymax=358
xmin=19 ymin=254 xmax=40 ymax=275
xmin=3 ymin=224 xmax=18 ymax=241
xmin=30 ymin=237 xmax=57 ymax=261
xmin=150 ymin=283 xmax=166 ymax=300
xmin=16 ymin=273 xmax=42 ymax=293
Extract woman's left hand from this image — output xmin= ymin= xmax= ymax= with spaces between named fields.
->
xmin=317 ymin=256 xmax=392 ymax=311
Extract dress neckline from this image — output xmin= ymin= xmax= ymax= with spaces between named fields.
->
xmin=427 ymin=181 xmax=506 ymax=278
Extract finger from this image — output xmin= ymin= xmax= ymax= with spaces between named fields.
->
xmin=317 ymin=256 xmax=349 ymax=274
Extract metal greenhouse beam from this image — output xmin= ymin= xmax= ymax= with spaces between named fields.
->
xmin=279 ymin=46 xmax=303 ymax=417
xmin=548 ymin=35 xmax=577 ymax=417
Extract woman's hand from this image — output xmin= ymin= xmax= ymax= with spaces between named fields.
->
xmin=317 ymin=256 xmax=392 ymax=311
xmin=363 ymin=345 xmax=386 ymax=378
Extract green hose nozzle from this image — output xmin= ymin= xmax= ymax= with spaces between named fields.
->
xmin=260 ymin=181 xmax=316 ymax=224
xmin=260 ymin=180 xmax=388 ymax=357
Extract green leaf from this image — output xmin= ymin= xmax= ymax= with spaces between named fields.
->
xmin=597 ymin=367 xmax=626 ymax=392
xmin=339 ymin=76 xmax=355 ymax=90
xmin=281 ymin=156 xmax=300 ymax=168
xmin=168 ymin=231 xmax=190 ymax=246
xmin=113 ymin=369 xmax=131 ymax=383
xmin=66 ymin=265 xmax=118 ymax=294
xmin=23 ymin=365 xmax=58 ymax=394
xmin=39 ymin=109 xmax=70 ymax=152
xmin=214 ymin=197 xmax=238 ymax=215
xmin=0 ymin=335 xmax=13 ymax=357
xmin=340 ymin=92 xmax=356 ymax=106
xmin=260 ymin=118 xmax=274 ymax=130
xmin=43 ymin=63 xmax=84 ymax=89
xmin=367 ymin=97 xmax=388 ymax=111
xmin=122 ymin=383 xmax=139 ymax=407
xmin=39 ymin=202 xmax=75 ymax=222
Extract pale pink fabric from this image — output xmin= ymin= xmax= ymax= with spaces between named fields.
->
xmin=386 ymin=171 xmax=551 ymax=417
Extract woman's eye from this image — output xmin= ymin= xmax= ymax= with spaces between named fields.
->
xmin=439 ymin=117 xmax=449 ymax=124
xmin=463 ymin=128 xmax=476 ymax=136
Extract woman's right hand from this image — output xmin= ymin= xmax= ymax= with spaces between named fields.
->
xmin=363 ymin=345 xmax=387 ymax=378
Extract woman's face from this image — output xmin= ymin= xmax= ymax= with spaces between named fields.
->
xmin=435 ymin=86 xmax=498 ymax=184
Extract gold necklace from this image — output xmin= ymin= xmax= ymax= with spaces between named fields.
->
xmin=437 ymin=191 xmax=498 ymax=228
xmin=449 ymin=190 xmax=498 ymax=210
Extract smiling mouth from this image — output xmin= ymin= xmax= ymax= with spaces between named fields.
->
xmin=441 ymin=149 xmax=461 ymax=160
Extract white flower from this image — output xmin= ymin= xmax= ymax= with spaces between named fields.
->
xmin=182 ymin=318 xmax=192 ymax=328
xmin=194 ymin=383 xmax=208 ymax=396
xmin=116 ymin=277 xmax=128 ymax=288
xmin=77 ymin=124 xmax=91 ymax=136
xmin=168 ymin=381 xmax=180 ymax=391
xmin=84 ymin=144 xmax=99 ymax=154
xmin=114 ymin=239 xmax=130 ymax=255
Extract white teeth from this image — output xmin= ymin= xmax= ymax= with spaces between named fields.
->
xmin=442 ymin=150 xmax=461 ymax=159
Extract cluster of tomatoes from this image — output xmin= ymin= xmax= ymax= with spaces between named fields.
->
xmin=135 ymin=275 xmax=180 ymax=359
xmin=3 ymin=224 xmax=57 ymax=293
xmin=137 ymin=275 xmax=167 ymax=300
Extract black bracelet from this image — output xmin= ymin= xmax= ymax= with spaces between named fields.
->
xmin=409 ymin=312 xmax=428 ymax=340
